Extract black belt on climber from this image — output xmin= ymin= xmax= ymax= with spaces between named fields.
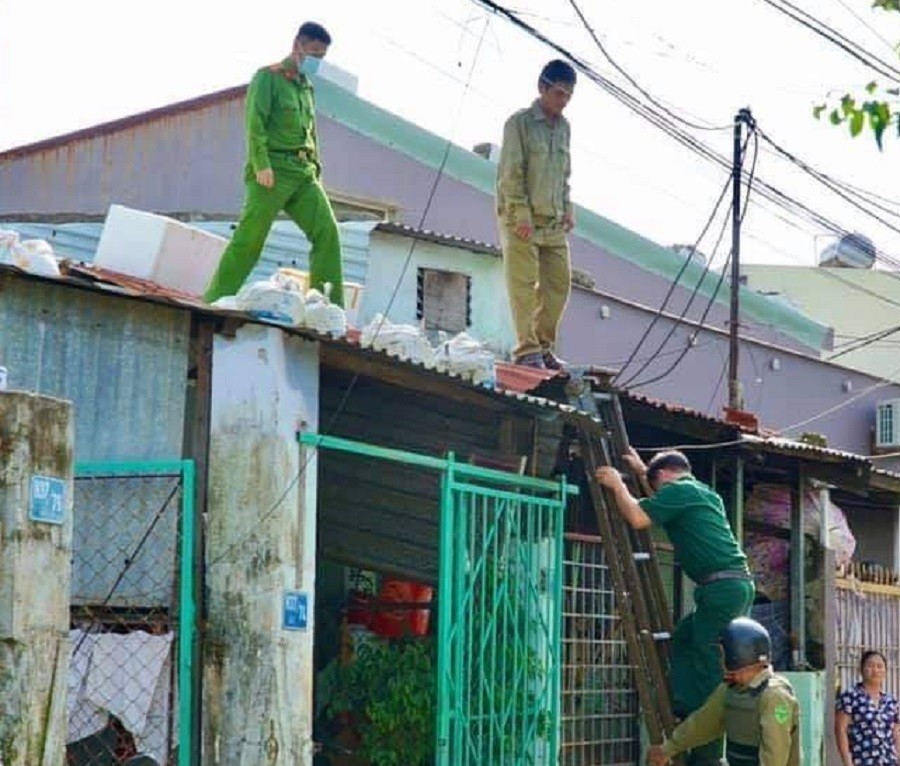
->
xmin=697 ymin=569 xmax=753 ymax=586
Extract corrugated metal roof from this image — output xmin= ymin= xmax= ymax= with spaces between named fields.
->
xmin=623 ymin=390 xmax=737 ymax=429
xmin=0 ymin=270 xmax=190 ymax=462
xmin=0 ymin=261 xmax=583 ymax=420
xmin=2 ymin=219 xmax=377 ymax=288
xmin=3 ymin=261 xmax=894 ymax=486
xmin=740 ymin=433 xmax=869 ymax=465
xmin=375 ymin=222 xmax=499 ymax=256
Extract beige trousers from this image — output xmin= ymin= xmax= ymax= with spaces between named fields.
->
xmin=499 ymin=222 xmax=571 ymax=358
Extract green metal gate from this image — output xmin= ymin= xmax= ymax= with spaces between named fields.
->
xmin=299 ymin=433 xmax=575 ymax=766
xmin=436 ymin=454 xmax=571 ymax=766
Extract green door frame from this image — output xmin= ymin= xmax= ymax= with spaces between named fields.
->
xmin=299 ymin=432 xmax=577 ymax=765
xmin=75 ymin=460 xmax=196 ymax=766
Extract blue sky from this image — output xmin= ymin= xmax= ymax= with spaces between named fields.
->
xmin=1 ymin=0 xmax=898 ymax=268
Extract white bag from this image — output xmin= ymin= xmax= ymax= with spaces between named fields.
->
xmin=435 ymin=332 xmax=496 ymax=387
xmin=235 ymin=279 xmax=306 ymax=325
xmin=0 ymin=230 xmax=61 ymax=277
xmin=299 ymin=287 xmax=347 ymax=337
xmin=360 ymin=314 xmax=435 ymax=366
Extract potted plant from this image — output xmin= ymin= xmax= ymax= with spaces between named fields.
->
xmin=327 ymin=636 xmax=436 ymax=766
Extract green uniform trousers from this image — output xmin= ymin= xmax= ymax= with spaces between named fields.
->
xmin=674 ymin=577 xmax=755 ymax=766
xmin=498 ymin=219 xmax=571 ymax=359
xmin=204 ymin=157 xmax=344 ymax=307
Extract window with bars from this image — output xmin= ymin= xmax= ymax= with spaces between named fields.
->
xmin=416 ymin=268 xmax=471 ymax=333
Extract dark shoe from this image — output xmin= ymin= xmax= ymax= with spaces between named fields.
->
xmin=514 ymin=352 xmax=546 ymax=369
xmin=542 ymin=351 xmax=567 ymax=370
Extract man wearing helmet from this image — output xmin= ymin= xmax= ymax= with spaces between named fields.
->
xmin=647 ymin=617 xmax=801 ymax=766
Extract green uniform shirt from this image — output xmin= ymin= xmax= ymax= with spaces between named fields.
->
xmin=245 ymin=58 xmax=320 ymax=175
xmin=496 ymin=100 xmax=572 ymax=226
xmin=662 ymin=668 xmax=801 ymax=766
xmin=639 ymin=475 xmax=747 ymax=583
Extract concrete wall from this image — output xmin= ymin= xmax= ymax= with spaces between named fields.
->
xmin=361 ymin=230 xmax=516 ymax=355
xmin=0 ymin=391 xmax=73 ymax=766
xmin=204 ymin=325 xmax=319 ymax=765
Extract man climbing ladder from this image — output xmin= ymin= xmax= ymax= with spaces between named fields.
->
xmin=596 ymin=448 xmax=755 ymax=766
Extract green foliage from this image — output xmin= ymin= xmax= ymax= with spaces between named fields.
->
xmin=814 ymin=85 xmax=899 ymax=149
xmin=328 ymin=637 xmax=436 ymax=766
xmin=465 ymin=551 xmax=553 ymax=760
xmin=813 ymin=2 xmax=900 ymax=148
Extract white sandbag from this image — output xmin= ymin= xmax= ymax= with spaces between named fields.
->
xmin=0 ymin=230 xmax=61 ymax=277
xmin=435 ymin=332 xmax=496 ymax=387
xmin=294 ymin=286 xmax=347 ymax=336
xmin=20 ymin=239 xmax=61 ymax=277
xmin=360 ymin=313 xmax=435 ymax=366
xmin=235 ymin=279 xmax=305 ymax=325
xmin=0 ymin=229 xmax=19 ymax=264
xmin=304 ymin=303 xmax=347 ymax=336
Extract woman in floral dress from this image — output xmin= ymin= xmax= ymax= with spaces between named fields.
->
xmin=836 ymin=650 xmax=900 ymax=766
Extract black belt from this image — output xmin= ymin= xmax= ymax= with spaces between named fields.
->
xmin=271 ymin=148 xmax=314 ymax=162
xmin=697 ymin=569 xmax=752 ymax=586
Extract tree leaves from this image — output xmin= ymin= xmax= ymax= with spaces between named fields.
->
xmin=813 ymin=3 xmax=899 ymax=147
xmin=814 ymin=86 xmax=899 ymax=149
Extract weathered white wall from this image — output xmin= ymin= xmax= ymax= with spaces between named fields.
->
xmin=204 ymin=325 xmax=319 ymax=766
xmin=0 ymin=391 xmax=73 ymax=766
xmin=360 ymin=231 xmax=516 ymax=356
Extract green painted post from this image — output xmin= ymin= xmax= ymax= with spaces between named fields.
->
xmin=436 ymin=457 xmax=454 ymax=766
xmin=178 ymin=460 xmax=196 ymax=766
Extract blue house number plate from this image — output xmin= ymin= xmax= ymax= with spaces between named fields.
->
xmin=282 ymin=590 xmax=309 ymax=631
xmin=29 ymin=475 xmax=67 ymax=525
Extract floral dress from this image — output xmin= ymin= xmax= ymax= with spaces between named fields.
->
xmin=837 ymin=683 xmax=900 ymax=766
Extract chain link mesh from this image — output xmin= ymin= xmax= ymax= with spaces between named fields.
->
xmin=66 ymin=472 xmax=183 ymax=766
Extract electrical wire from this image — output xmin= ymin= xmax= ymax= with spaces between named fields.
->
xmin=633 ymin=439 xmax=746 ymax=452
xmin=832 ymin=0 xmax=900 ymax=55
xmin=566 ymin=0 xmax=732 ymax=131
xmin=776 ymin=360 xmax=900 ymax=435
xmin=758 ymin=0 xmax=900 ymax=82
xmin=618 ymin=199 xmax=733 ymax=388
xmin=611 ymin=171 xmax=733 ymax=384
xmin=828 ymin=322 xmax=900 ymax=360
xmin=759 ymin=128 xmax=900 ymax=248
xmin=207 ymin=18 xmax=492 ymax=568
xmin=471 ymin=0 xmax=900 ymax=279
xmin=627 ymin=131 xmax=761 ymax=389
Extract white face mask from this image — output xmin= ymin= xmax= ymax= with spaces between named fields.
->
xmin=299 ymin=55 xmax=322 ymax=76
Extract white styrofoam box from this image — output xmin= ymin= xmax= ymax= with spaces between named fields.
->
xmin=94 ymin=205 xmax=228 ymax=296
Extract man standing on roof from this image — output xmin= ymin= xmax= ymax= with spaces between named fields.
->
xmin=496 ymin=59 xmax=576 ymax=371
xmin=596 ymin=449 xmax=755 ymax=766
xmin=203 ymin=21 xmax=344 ymax=307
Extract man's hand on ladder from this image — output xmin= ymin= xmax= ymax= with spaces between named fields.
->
xmin=647 ymin=744 xmax=671 ymax=766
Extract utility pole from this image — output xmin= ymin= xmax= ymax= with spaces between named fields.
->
xmin=728 ymin=107 xmax=754 ymax=412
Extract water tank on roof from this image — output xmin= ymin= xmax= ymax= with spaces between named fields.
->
xmin=819 ymin=232 xmax=876 ymax=269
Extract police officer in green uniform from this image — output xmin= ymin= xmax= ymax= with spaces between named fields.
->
xmin=647 ymin=617 xmax=801 ymax=766
xmin=596 ymin=449 xmax=755 ymax=766
xmin=204 ymin=21 xmax=344 ymax=307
